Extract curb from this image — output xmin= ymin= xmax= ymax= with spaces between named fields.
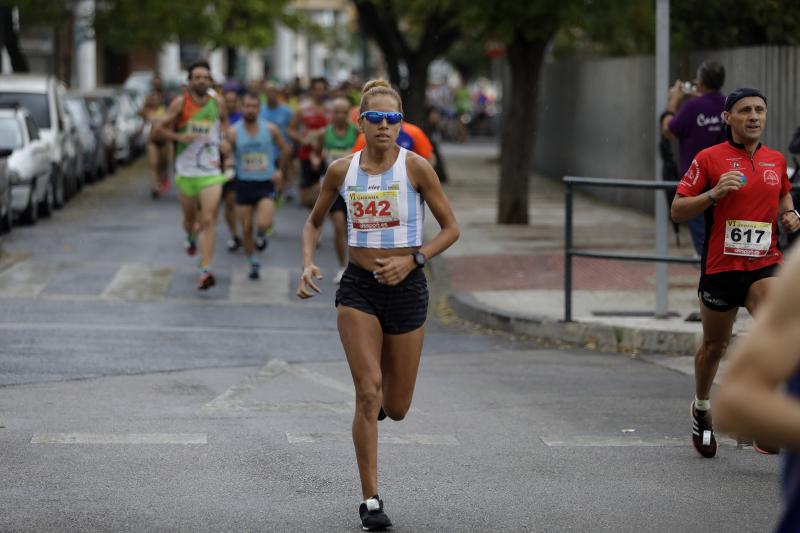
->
xmin=431 ymin=257 xmax=700 ymax=356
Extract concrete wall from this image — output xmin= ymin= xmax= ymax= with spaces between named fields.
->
xmin=533 ymin=46 xmax=800 ymax=213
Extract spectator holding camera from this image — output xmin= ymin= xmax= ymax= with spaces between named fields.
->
xmin=662 ymin=61 xmax=727 ymax=257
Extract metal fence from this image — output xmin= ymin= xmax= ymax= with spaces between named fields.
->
xmin=563 ymin=176 xmax=800 ymax=322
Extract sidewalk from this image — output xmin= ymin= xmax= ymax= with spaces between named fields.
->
xmin=428 ymin=141 xmax=752 ymax=355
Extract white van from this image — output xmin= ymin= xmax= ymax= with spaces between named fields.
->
xmin=0 ymin=74 xmax=78 ymax=208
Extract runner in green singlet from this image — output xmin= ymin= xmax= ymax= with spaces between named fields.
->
xmin=156 ymin=60 xmax=232 ymax=290
xmin=319 ymin=96 xmax=358 ymax=284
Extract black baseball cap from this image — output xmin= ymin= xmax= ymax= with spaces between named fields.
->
xmin=724 ymin=87 xmax=767 ymax=112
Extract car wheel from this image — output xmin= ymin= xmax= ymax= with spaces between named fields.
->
xmin=39 ymin=178 xmax=54 ymax=219
xmin=0 ymin=187 xmax=12 ymax=233
xmin=22 ymin=187 xmax=38 ymax=225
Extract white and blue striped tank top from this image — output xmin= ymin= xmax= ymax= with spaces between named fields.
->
xmin=340 ymin=147 xmax=424 ymax=248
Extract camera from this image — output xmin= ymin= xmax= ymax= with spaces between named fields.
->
xmin=682 ymin=81 xmax=697 ymax=94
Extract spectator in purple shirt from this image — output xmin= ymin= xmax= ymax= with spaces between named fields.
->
xmin=661 ymin=61 xmax=726 ymax=256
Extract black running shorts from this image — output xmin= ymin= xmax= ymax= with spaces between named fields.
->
xmin=300 ymin=159 xmax=324 ymax=189
xmin=698 ymin=263 xmax=777 ymax=312
xmin=222 ymin=177 xmax=236 ymax=196
xmin=235 ymin=180 xmax=276 ymax=206
xmin=335 ymin=262 xmax=428 ymax=334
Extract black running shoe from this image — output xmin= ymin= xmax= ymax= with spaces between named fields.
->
xmin=359 ymin=496 xmax=391 ymax=531
xmin=249 ymin=262 xmax=260 ymax=280
xmin=197 ymin=271 xmax=216 ymax=290
xmin=377 ymin=407 xmax=387 ymax=421
xmin=227 ymin=236 xmax=242 ymax=252
xmin=255 ymin=234 xmax=268 ymax=252
xmin=691 ymin=401 xmax=717 ymax=458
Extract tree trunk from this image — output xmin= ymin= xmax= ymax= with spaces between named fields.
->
xmin=0 ymin=7 xmax=29 ymax=72
xmin=497 ymin=33 xmax=547 ymax=225
xmin=402 ymin=56 xmax=429 ymax=125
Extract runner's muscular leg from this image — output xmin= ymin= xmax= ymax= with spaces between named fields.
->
xmin=224 ymin=189 xmax=238 ymax=239
xmin=744 ymin=276 xmax=776 ymax=316
xmin=255 ymin=198 xmax=276 ymax=234
xmin=695 ymin=301 xmax=738 ymax=400
xmin=198 ymin=184 xmax=222 ymax=269
xmin=179 ymin=193 xmax=199 ymax=235
xmin=380 ymin=326 xmax=425 ymax=421
xmin=237 ymin=204 xmax=255 ymax=256
xmin=338 ymin=305 xmax=384 ymax=499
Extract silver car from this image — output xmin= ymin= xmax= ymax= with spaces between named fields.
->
xmin=0 ymin=106 xmax=52 ymax=224
xmin=0 ymin=74 xmax=75 ymax=208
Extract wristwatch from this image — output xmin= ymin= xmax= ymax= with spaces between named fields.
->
xmin=412 ymin=251 xmax=426 ymax=269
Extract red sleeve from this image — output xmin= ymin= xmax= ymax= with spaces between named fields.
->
xmin=404 ymin=123 xmax=433 ymax=159
xmin=781 ymin=160 xmax=791 ymax=196
xmin=352 ymin=133 xmax=366 ymax=153
xmin=676 ymin=155 xmax=710 ymax=197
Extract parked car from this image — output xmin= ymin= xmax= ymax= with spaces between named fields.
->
xmin=62 ymin=103 xmax=84 ymax=195
xmin=0 ymin=141 xmax=10 ymax=233
xmin=66 ymin=94 xmax=104 ymax=182
xmin=0 ymin=105 xmax=52 ymax=225
xmin=0 ymin=74 xmax=76 ymax=208
xmin=84 ymin=95 xmax=116 ymax=175
xmin=85 ymin=88 xmax=136 ymax=164
xmin=117 ymin=89 xmax=145 ymax=156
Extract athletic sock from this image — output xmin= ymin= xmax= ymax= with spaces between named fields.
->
xmin=695 ymin=398 xmax=711 ymax=411
xmin=249 ymin=255 xmax=259 ymax=266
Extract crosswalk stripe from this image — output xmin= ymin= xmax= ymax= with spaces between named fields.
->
xmin=31 ymin=433 xmax=207 ymax=444
xmin=0 ymin=260 xmax=59 ymax=298
xmin=228 ymin=266 xmax=290 ymax=304
xmin=540 ymin=435 xmax=738 ymax=447
xmin=287 ymin=432 xmax=459 ymax=445
xmin=102 ymin=264 xmax=174 ymax=301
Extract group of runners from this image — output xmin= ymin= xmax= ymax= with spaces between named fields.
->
xmin=142 ymin=64 xmax=440 ymax=291
xmin=137 ymin=59 xmax=800 ymax=530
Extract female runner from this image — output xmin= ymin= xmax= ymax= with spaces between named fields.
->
xmin=297 ymin=79 xmax=459 ymax=531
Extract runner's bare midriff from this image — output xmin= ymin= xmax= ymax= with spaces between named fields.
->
xmin=348 ymin=246 xmax=420 ymax=271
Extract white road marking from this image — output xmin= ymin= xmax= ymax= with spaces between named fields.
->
xmin=208 ymin=400 xmax=354 ymax=412
xmin=0 ymin=260 xmax=59 ymax=297
xmin=31 ymin=433 xmax=207 ymax=444
xmin=0 ymin=322 xmax=337 ymax=335
xmin=287 ymin=432 xmax=459 ymax=445
xmin=286 ymin=364 xmax=354 ymax=396
xmin=102 ymin=264 xmax=174 ymax=301
xmin=228 ymin=266 xmax=290 ymax=304
xmin=205 ymin=358 xmax=289 ymax=409
xmin=540 ymin=435 xmax=739 ymax=447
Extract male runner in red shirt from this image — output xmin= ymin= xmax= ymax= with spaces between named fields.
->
xmin=672 ymin=87 xmax=800 ymax=458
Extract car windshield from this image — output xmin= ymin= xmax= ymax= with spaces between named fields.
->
xmin=0 ymin=92 xmax=50 ymax=129
xmin=0 ymin=117 xmax=23 ymax=149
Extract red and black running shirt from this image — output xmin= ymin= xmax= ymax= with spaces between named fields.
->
xmin=676 ymin=141 xmax=791 ymax=275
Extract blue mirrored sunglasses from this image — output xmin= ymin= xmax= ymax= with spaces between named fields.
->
xmin=360 ymin=111 xmax=403 ymax=124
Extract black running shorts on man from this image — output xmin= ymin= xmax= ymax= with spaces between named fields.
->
xmin=235 ymin=180 xmax=276 ymax=206
xmin=335 ymin=262 xmax=428 ymax=334
xmin=698 ymin=264 xmax=777 ymax=312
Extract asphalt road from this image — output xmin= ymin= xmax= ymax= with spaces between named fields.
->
xmin=0 ymin=158 xmax=782 ymax=532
